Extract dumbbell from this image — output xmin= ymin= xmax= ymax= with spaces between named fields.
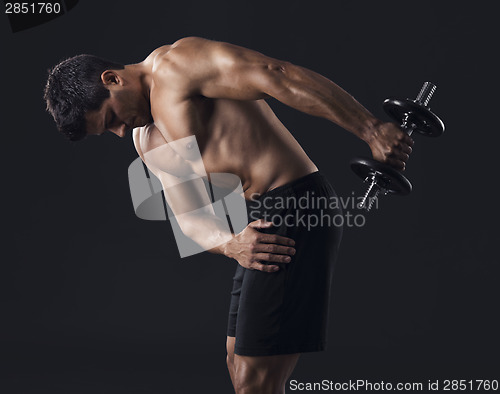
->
xmin=351 ymin=82 xmax=445 ymax=211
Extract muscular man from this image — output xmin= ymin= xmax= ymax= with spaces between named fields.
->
xmin=44 ymin=37 xmax=413 ymax=394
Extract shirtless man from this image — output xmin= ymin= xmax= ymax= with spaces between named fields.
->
xmin=44 ymin=37 xmax=413 ymax=394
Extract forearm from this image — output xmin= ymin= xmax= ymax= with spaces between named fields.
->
xmin=264 ymin=62 xmax=379 ymax=142
xmin=178 ymin=212 xmax=234 ymax=256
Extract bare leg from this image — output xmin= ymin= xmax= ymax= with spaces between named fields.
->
xmin=232 ymin=351 xmax=300 ymax=394
xmin=226 ymin=336 xmax=237 ymax=388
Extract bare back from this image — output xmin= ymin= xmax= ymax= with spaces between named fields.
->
xmin=134 ymin=74 xmax=317 ymax=199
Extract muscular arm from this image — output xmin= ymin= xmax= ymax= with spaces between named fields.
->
xmin=152 ymin=36 xmax=413 ymax=169
xmin=135 ymin=128 xmax=233 ymax=255
xmin=154 ymin=170 xmax=234 ymax=256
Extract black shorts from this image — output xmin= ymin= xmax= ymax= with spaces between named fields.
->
xmin=227 ymin=171 xmax=343 ymax=356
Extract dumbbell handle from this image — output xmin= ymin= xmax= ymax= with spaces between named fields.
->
xmin=401 ymin=81 xmax=437 ymax=136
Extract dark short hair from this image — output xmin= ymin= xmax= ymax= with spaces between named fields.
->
xmin=44 ymin=55 xmax=124 ymax=141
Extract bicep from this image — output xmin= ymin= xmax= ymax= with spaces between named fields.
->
xmin=141 ymin=142 xmax=213 ymax=218
xmin=135 ymin=124 xmax=210 ymax=218
xmin=155 ymin=171 xmax=214 ymax=219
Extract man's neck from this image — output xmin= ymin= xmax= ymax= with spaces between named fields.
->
xmin=125 ymin=62 xmax=153 ymax=103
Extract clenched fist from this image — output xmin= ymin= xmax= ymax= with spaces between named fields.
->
xmin=366 ymin=121 xmax=414 ymax=170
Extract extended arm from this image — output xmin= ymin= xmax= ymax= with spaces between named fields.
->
xmin=153 ymin=36 xmax=413 ymax=169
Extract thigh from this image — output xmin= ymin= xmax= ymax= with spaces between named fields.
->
xmin=234 ymin=220 xmax=341 ymax=356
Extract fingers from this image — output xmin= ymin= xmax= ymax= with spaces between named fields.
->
xmin=388 ymin=133 xmax=414 ymax=170
xmin=399 ymin=143 xmax=413 ymax=155
xmin=385 ymin=156 xmax=406 ymax=171
xmin=404 ymin=134 xmax=415 ymax=147
xmin=387 ymin=149 xmax=409 ymax=168
xmin=258 ymin=233 xmax=295 ymax=247
xmin=254 ymin=252 xmax=292 ymax=263
xmin=394 ymin=133 xmax=413 ymax=154
xmin=371 ymin=122 xmax=415 ymax=171
xmin=249 ymin=262 xmax=280 ymax=273
xmin=247 ymin=220 xmax=296 ymax=247
xmin=248 ymin=219 xmax=274 ymax=229
xmin=389 ymin=149 xmax=409 ymax=162
xmin=240 ymin=220 xmax=297 ymax=272
xmin=249 ymin=252 xmax=292 ymax=272
xmin=254 ymin=243 xmax=296 ymax=256
xmin=251 ymin=241 xmax=295 ymax=265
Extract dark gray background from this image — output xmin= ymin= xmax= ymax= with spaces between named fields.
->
xmin=1 ymin=0 xmax=499 ymax=392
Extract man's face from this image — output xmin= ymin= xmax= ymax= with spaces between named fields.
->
xmin=85 ymin=75 xmax=152 ymax=138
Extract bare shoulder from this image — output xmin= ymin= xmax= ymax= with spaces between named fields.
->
xmin=141 ymin=40 xmax=204 ymax=70
xmin=132 ymin=124 xmax=168 ymax=170
xmin=151 ymin=37 xmax=219 ymax=72
xmin=132 ymin=124 xmax=164 ymax=154
xmin=147 ymin=38 xmax=208 ymax=101
xmin=132 ymin=127 xmax=145 ymax=161
xmin=132 ymin=124 xmax=197 ymax=179
xmin=143 ymin=44 xmax=172 ymax=66
xmin=166 ymin=36 xmax=214 ymax=54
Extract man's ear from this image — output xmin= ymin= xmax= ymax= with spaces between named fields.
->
xmin=101 ymin=70 xmax=122 ymax=86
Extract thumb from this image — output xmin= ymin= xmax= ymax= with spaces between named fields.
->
xmin=248 ymin=219 xmax=273 ymax=229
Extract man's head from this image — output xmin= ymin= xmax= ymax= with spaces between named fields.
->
xmin=44 ymin=54 xmax=152 ymax=141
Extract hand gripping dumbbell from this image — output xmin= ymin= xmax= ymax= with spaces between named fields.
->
xmin=351 ymin=82 xmax=445 ymax=211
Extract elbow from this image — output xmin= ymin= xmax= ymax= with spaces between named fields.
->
xmin=176 ymin=215 xmax=233 ymax=252
xmin=176 ymin=216 xmax=198 ymax=239
xmin=265 ymin=60 xmax=294 ymax=81
xmin=260 ymin=60 xmax=293 ymax=96
xmin=266 ymin=60 xmax=290 ymax=74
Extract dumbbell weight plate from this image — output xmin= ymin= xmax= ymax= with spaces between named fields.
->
xmin=350 ymin=157 xmax=412 ymax=195
xmin=383 ymin=98 xmax=445 ymax=137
